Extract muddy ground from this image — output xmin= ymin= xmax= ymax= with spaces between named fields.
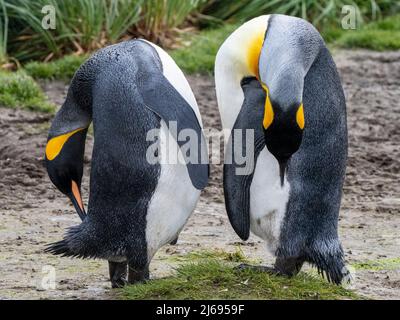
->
xmin=0 ymin=50 xmax=399 ymax=300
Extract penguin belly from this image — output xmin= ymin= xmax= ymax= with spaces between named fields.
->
xmin=249 ymin=147 xmax=290 ymax=254
xmin=145 ymin=120 xmax=201 ymax=261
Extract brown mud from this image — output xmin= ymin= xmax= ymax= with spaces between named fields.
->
xmin=0 ymin=50 xmax=399 ymax=299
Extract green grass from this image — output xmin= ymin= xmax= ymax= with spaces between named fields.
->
xmin=1 ymin=1 xmax=399 ymax=63
xmin=18 ymin=14 xmax=400 ymax=80
xmin=352 ymin=257 xmax=400 ymax=271
xmin=201 ymin=0 xmax=399 ymax=25
xmin=24 ymin=54 xmax=88 ymax=80
xmin=166 ymin=247 xmax=257 ymax=264
xmin=336 ymin=30 xmax=400 ymax=50
xmin=333 ymin=15 xmax=400 ymax=50
xmin=23 ymin=24 xmax=238 ymax=79
xmin=121 ymin=250 xmax=360 ymax=300
xmin=170 ymin=24 xmax=237 ymax=74
xmin=139 ymin=0 xmax=204 ymax=42
xmin=0 ymin=0 xmax=8 ymax=64
xmin=0 ymin=70 xmax=55 ymax=112
xmin=5 ymin=0 xmax=143 ymax=61
xmin=171 ymin=14 xmax=400 ymax=75
xmin=3 ymin=0 xmax=203 ymax=61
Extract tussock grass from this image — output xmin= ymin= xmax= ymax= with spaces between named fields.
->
xmin=25 ymin=54 xmax=88 ymax=80
xmin=138 ymin=0 xmax=204 ymax=43
xmin=201 ymin=0 xmax=399 ymax=27
xmin=0 ymin=70 xmax=54 ymax=112
xmin=6 ymin=0 xmax=143 ymax=61
xmin=170 ymin=24 xmax=238 ymax=74
xmin=334 ymin=15 xmax=400 ymax=50
xmin=1 ymin=1 xmax=399 ymax=64
xmin=0 ymin=0 xmax=8 ymax=64
xmin=22 ymin=24 xmax=238 ymax=79
xmin=121 ymin=250 xmax=360 ymax=300
xmin=171 ymin=14 xmax=400 ymax=75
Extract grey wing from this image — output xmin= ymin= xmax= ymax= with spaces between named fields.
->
xmin=137 ymin=71 xmax=209 ymax=190
xmin=223 ymin=78 xmax=266 ymax=240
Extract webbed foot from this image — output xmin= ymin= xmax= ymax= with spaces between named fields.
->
xmin=128 ymin=264 xmax=150 ymax=284
xmin=108 ymin=261 xmax=128 ymax=288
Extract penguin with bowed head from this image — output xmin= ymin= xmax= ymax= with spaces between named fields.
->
xmin=215 ymin=14 xmax=348 ymax=284
xmin=44 ymin=39 xmax=209 ymax=287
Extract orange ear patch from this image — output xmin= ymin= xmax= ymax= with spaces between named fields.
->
xmin=263 ymin=94 xmax=274 ymax=129
xmin=71 ymin=180 xmax=84 ymax=212
xmin=296 ymin=103 xmax=305 ymax=129
xmin=45 ymin=128 xmax=84 ymax=161
xmin=247 ymin=29 xmax=266 ymax=79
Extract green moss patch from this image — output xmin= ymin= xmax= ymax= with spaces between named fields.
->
xmin=24 ymin=55 xmax=88 ymax=80
xmin=352 ymin=258 xmax=400 ymax=271
xmin=0 ymin=70 xmax=55 ymax=112
xmin=121 ymin=250 xmax=360 ymax=300
xmin=170 ymin=24 xmax=238 ymax=75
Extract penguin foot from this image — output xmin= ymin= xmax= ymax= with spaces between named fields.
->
xmin=169 ymin=236 xmax=179 ymax=245
xmin=235 ymin=263 xmax=279 ymax=275
xmin=108 ymin=261 xmax=128 ymax=289
xmin=128 ymin=265 xmax=150 ymax=284
xmin=111 ymin=277 xmax=128 ymax=289
xmin=274 ymin=256 xmax=304 ymax=277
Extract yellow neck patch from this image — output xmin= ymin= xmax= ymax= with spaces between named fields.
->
xmin=296 ymin=104 xmax=305 ymax=129
xmin=247 ymin=29 xmax=266 ymax=78
xmin=262 ymin=85 xmax=274 ymax=129
xmin=45 ymin=128 xmax=84 ymax=161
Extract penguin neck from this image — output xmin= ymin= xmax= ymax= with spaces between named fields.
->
xmin=49 ymin=92 xmax=91 ymax=138
xmin=267 ymin=67 xmax=304 ymax=111
xmin=214 ymin=15 xmax=270 ymax=129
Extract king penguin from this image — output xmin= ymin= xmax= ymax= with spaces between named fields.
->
xmin=44 ymin=39 xmax=208 ymax=287
xmin=215 ymin=14 xmax=348 ymax=284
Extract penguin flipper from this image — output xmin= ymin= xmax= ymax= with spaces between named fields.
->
xmin=223 ymin=78 xmax=266 ymax=240
xmin=137 ymin=73 xmax=209 ymax=190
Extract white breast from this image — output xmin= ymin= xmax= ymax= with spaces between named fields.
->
xmin=214 ymin=16 xmax=289 ymax=253
xmin=141 ymin=40 xmax=203 ymax=260
xmin=215 ymin=15 xmax=270 ymax=130
xmin=146 ymin=120 xmax=201 ymax=261
xmin=249 ymin=148 xmax=290 ymax=254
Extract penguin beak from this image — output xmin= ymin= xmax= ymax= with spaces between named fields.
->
xmin=69 ymin=180 xmax=86 ymax=220
xmin=278 ymin=158 xmax=288 ymax=187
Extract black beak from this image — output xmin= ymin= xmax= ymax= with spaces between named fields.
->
xmin=278 ymin=158 xmax=288 ymax=187
xmin=69 ymin=193 xmax=86 ymax=221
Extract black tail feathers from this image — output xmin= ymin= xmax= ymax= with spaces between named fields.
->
xmin=45 ymin=224 xmax=98 ymax=259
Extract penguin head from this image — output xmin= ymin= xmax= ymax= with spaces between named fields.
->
xmin=259 ymin=78 xmax=305 ymax=185
xmin=45 ymin=128 xmax=87 ymax=218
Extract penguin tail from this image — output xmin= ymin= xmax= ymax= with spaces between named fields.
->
xmin=45 ymin=224 xmax=99 ymax=259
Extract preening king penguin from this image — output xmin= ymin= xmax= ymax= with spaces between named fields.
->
xmin=215 ymin=14 xmax=348 ymax=284
xmin=44 ymin=39 xmax=209 ymax=287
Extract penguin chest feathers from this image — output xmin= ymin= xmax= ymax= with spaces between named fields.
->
xmin=249 ymin=148 xmax=290 ymax=253
xmin=145 ymin=120 xmax=201 ymax=260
